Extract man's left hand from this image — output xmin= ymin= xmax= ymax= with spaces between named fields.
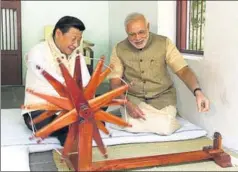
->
xmin=195 ymin=91 xmax=210 ymax=112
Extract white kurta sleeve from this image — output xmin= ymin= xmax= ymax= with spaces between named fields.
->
xmin=26 ymin=46 xmax=65 ymax=84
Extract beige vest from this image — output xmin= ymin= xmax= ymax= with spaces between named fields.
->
xmin=116 ymin=33 xmax=174 ymax=98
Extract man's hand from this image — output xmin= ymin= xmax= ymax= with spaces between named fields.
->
xmin=110 ymin=78 xmax=146 ymax=119
xmin=125 ymin=101 xmax=146 ymax=120
xmin=195 ymin=90 xmax=210 ymax=112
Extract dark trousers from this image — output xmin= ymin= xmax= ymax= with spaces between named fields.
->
xmin=23 ymin=110 xmax=68 ymax=146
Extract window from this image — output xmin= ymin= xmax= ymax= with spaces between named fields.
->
xmin=176 ymin=0 xmax=206 ymax=55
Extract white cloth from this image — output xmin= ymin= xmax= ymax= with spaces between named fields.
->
xmin=2 ymin=108 xmax=207 ymax=149
xmin=0 ymin=108 xmax=207 ymax=171
xmin=1 ymin=109 xmax=62 ymax=152
xmin=22 ymin=36 xmax=90 ymax=115
xmin=119 ymin=103 xmax=181 ymax=135
xmin=98 ymin=116 xmax=207 ymax=146
xmin=1 ymin=146 xmax=30 ymax=171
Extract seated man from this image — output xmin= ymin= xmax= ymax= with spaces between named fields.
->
xmin=108 ymin=12 xmax=210 ymax=135
xmin=22 ymin=16 xmax=91 ymax=145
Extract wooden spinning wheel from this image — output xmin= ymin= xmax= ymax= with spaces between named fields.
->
xmin=22 ymin=54 xmax=232 ymax=171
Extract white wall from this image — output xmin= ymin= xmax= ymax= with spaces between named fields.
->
xmin=21 ymin=1 xmax=158 ymax=83
xmin=108 ymin=1 xmax=158 ymax=60
xmin=157 ymin=1 xmax=176 ymax=43
xmin=21 ymin=1 xmax=109 ymax=84
xmin=158 ymin=1 xmax=238 ymax=152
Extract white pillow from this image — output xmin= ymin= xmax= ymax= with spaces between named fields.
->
xmin=1 ymin=146 xmax=30 ymax=171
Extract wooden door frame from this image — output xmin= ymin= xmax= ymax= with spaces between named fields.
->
xmin=1 ymin=0 xmax=22 ymax=85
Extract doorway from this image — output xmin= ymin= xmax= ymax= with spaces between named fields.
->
xmin=1 ymin=0 xmax=22 ymax=85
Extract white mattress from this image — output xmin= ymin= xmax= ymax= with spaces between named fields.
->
xmin=1 ymin=146 xmax=30 ymax=171
xmin=1 ymin=108 xmax=207 ymax=149
xmin=1 ymin=108 xmax=208 ymax=171
xmin=1 ymin=108 xmax=62 ymax=171
xmin=98 ymin=117 xmax=207 ymax=146
xmin=1 ymin=109 xmax=62 ymax=153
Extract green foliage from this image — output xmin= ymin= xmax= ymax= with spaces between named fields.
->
xmin=189 ymin=0 xmax=206 ymax=51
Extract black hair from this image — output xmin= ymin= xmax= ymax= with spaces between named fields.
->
xmin=52 ymin=16 xmax=86 ymax=37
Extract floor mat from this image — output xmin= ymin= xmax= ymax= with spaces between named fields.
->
xmin=53 ymin=136 xmax=238 ymax=171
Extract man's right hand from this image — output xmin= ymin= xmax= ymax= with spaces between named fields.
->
xmin=109 ymin=78 xmax=146 ymax=120
xmin=125 ymin=101 xmax=146 ymax=120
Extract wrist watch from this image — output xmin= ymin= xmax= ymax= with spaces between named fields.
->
xmin=193 ymin=88 xmax=202 ymax=96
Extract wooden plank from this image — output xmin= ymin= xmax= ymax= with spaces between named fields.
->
xmin=91 ymin=150 xmax=213 ymax=171
xmin=77 ymin=120 xmax=93 ymax=171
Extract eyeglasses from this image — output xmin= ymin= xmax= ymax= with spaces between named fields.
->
xmin=128 ymin=30 xmax=147 ymax=39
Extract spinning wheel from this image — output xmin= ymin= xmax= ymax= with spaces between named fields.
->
xmin=22 ymin=54 xmax=232 ymax=171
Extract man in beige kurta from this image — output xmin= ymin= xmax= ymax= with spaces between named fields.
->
xmin=108 ymin=13 xmax=210 ymax=135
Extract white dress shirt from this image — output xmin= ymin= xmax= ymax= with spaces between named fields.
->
xmin=22 ymin=36 xmax=91 ymax=115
